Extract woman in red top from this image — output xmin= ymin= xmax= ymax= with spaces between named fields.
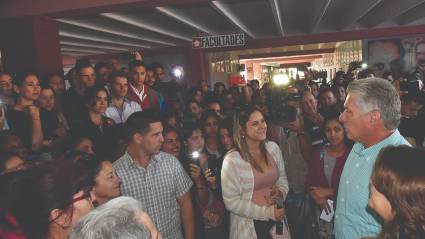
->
xmin=307 ymin=110 xmax=352 ymax=219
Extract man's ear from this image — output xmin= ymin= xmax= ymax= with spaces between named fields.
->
xmin=132 ymin=132 xmax=143 ymax=144
xmin=369 ymin=110 xmax=381 ymax=125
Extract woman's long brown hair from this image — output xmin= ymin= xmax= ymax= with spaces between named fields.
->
xmin=371 ymin=146 xmax=425 ymax=239
xmin=232 ymin=105 xmax=268 ymax=173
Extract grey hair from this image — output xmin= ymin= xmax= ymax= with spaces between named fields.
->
xmin=69 ymin=196 xmax=150 ymax=239
xmin=347 ymin=78 xmax=401 ymax=130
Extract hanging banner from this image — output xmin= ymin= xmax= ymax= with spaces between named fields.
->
xmin=192 ymin=33 xmax=245 ymax=49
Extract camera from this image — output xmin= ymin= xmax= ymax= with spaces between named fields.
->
xmin=266 ymin=83 xmax=300 ymax=125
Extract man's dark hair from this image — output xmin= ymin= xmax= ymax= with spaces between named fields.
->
xmin=108 ymin=71 xmax=128 ymax=84
xmin=128 ymin=60 xmax=145 ymax=72
xmin=95 ymin=62 xmax=110 ymax=73
xmin=75 ymin=59 xmax=93 ymax=74
xmin=125 ymin=111 xmax=162 ymax=139
xmin=150 ymin=62 xmax=163 ymax=71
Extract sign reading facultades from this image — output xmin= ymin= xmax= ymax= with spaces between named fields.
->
xmin=192 ymin=34 xmax=245 ymax=49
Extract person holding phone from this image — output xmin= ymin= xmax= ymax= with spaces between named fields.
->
xmin=181 ymin=123 xmax=226 ymax=239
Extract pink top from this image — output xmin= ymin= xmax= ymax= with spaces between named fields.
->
xmin=251 ymin=156 xmax=279 ymax=206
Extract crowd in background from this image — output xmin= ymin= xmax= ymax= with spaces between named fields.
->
xmin=0 ymin=54 xmax=424 ymax=239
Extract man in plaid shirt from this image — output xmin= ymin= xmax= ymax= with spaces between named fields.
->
xmin=114 ymin=111 xmax=195 ymax=239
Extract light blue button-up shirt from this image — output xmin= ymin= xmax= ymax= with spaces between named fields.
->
xmin=334 ymin=129 xmax=409 ymax=239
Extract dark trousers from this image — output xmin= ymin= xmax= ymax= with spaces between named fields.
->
xmin=285 ymin=190 xmax=308 ymax=239
xmin=253 ymin=219 xmax=274 ymax=239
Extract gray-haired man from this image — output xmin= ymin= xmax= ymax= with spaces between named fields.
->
xmin=334 ymin=78 xmax=410 ymax=239
xmin=70 ymin=196 xmax=161 ymax=239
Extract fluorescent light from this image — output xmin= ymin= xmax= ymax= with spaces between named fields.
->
xmin=211 ymin=1 xmax=257 ymax=39
xmin=101 ymin=13 xmax=191 ymax=42
xmin=60 ymin=41 xmax=129 ymax=51
xmin=59 ymin=30 xmax=151 ymax=48
xmin=156 ymin=7 xmax=218 ymax=35
xmin=58 ymin=18 xmax=175 ymax=46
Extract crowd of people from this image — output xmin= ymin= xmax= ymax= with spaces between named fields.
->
xmin=0 ymin=55 xmax=424 ymax=239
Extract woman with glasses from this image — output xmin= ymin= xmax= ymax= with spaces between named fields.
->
xmin=3 ymin=159 xmax=94 ymax=239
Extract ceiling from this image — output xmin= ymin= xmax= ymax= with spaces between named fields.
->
xmin=56 ymin=0 xmax=425 ymax=57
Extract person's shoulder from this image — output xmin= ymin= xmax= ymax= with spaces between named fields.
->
xmin=224 ymin=149 xmax=241 ymax=159
xmin=155 ymin=151 xmax=179 ymax=164
xmin=266 ymin=140 xmax=279 ymax=147
xmin=113 ymin=153 xmax=130 ymax=169
xmin=265 ymin=140 xmax=280 ymax=151
xmin=128 ymin=100 xmax=140 ymax=108
xmin=392 ymin=129 xmax=412 ymax=147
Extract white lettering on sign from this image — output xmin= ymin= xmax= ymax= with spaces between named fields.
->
xmin=192 ymin=34 xmax=245 ymax=49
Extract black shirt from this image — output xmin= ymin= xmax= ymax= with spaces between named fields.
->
xmin=6 ymin=109 xmax=32 ymax=149
xmin=40 ymin=108 xmax=60 ymax=140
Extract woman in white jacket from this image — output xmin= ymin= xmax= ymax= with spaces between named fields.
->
xmin=221 ymin=105 xmax=290 ymax=239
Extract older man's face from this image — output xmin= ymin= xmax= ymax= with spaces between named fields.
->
xmin=339 ymin=93 xmax=371 ymax=142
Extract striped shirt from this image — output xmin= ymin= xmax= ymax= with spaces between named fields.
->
xmin=113 ymin=151 xmax=193 ymax=239
xmin=334 ymin=130 xmax=409 ymax=239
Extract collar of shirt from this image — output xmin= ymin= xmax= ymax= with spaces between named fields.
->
xmin=123 ymin=150 xmax=159 ymax=171
xmin=130 ymin=84 xmax=146 ymax=102
xmin=354 ymin=129 xmax=406 ymax=157
xmin=110 ymin=98 xmax=131 ymax=109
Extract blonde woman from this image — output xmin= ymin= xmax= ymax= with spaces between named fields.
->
xmin=221 ymin=106 xmax=290 ymax=239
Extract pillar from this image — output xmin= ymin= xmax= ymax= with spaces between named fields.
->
xmin=0 ymin=15 xmax=63 ymax=78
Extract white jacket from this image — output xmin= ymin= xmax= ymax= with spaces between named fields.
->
xmin=221 ymin=141 xmax=290 ymax=239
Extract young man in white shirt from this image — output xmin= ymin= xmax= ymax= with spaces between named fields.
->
xmin=105 ymin=71 xmax=141 ymax=124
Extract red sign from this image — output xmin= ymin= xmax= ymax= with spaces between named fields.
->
xmin=228 ymin=75 xmax=246 ymax=87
